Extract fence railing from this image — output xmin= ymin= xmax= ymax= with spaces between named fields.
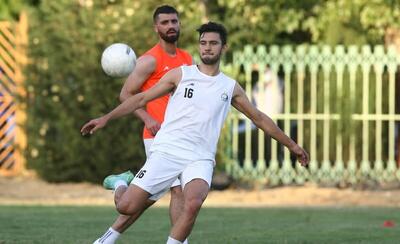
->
xmin=0 ymin=13 xmax=28 ymax=176
xmin=224 ymin=45 xmax=400 ymax=185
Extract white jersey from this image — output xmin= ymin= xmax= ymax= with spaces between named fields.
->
xmin=150 ymin=65 xmax=236 ymax=162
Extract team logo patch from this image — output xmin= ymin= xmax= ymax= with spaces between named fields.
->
xmin=221 ymin=92 xmax=228 ymax=102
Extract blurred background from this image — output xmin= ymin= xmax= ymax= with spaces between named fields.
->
xmin=2 ymin=1 xmax=400 ymax=243
xmin=0 ymin=0 xmax=400 ymax=188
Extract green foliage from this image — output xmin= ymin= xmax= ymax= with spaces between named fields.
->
xmin=201 ymin=0 xmax=400 ymax=48
xmin=0 ymin=0 xmax=39 ymax=20
xmin=0 ymin=0 xmax=23 ymax=20
xmin=303 ymin=0 xmax=400 ymax=45
xmin=24 ymin=0 xmax=202 ymax=182
xmin=202 ymin=0 xmax=319 ymax=50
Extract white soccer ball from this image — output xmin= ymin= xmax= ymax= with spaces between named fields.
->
xmin=101 ymin=43 xmax=136 ymax=77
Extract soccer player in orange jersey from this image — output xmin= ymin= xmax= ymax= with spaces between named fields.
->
xmin=93 ymin=5 xmax=192 ymax=244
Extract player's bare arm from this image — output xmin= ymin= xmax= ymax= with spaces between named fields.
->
xmin=231 ymin=82 xmax=309 ymax=166
xmin=120 ymin=55 xmax=155 ymax=101
xmin=119 ymin=55 xmax=162 ymax=135
xmin=81 ymin=68 xmax=182 ymax=135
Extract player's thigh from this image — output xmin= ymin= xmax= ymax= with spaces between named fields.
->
xmin=182 ymin=179 xmax=210 ymax=206
xmin=117 ymin=184 xmax=151 ymax=214
xmin=181 ymin=160 xmax=214 ymax=202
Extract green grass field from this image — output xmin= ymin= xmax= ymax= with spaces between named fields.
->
xmin=1 ymin=206 xmax=399 ymax=243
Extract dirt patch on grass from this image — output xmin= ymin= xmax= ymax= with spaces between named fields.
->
xmin=1 ymin=174 xmax=400 ymax=207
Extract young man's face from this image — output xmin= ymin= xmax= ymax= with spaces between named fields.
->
xmin=154 ymin=13 xmax=180 ymax=43
xmin=199 ymin=32 xmax=225 ymax=65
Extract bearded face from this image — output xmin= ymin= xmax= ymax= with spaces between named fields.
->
xmin=158 ymin=28 xmax=180 ymax=43
xmin=154 ymin=13 xmax=180 ymax=44
xmin=200 ymin=49 xmax=222 ymax=65
xmin=199 ymin=32 xmax=225 ymax=65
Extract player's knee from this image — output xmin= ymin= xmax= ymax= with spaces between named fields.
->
xmin=116 ymin=201 xmax=129 ymax=215
xmin=184 ymin=197 xmax=203 ymax=216
xmin=116 ymin=200 xmax=138 ymax=215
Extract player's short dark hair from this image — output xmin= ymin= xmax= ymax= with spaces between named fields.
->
xmin=196 ymin=22 xmax=227 ymax=45
xmin=153 ymin=5 xmax=179 ymax=23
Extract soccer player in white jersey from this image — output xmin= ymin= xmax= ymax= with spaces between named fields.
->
xmin=93 ymin=5 xmax=191 ymax=244
xmin=81 ymin=22 xmax=309 ymax=244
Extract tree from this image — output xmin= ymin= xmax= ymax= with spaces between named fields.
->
xmin=303 ymin=0 xmax=400 ymax=45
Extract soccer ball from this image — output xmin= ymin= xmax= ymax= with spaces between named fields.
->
xmin=101 ymin=43 xmax=136 ymax=77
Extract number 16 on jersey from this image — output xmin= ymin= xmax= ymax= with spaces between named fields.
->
xmin=184 ymin=88 xmax=194 ymax=98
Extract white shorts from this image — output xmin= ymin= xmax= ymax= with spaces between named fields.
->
xmin=144 ymin=138 xmax=181 ymax=188
xmin=131 ymin=152 xmax=214 ymax=201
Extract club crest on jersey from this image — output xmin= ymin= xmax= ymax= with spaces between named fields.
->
xmin=221 ymin=92 xmax=228 ymax=102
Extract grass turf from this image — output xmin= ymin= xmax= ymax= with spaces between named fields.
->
xmin=0 ymin=206 xmax=399 ymax=243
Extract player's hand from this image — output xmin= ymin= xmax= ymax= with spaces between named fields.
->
xmin=144 ymin=117 xmax=161 ymax=136
xmin=290 ymin=144 xmax=309 ymax=167
xmin=81 ymin=116 xmax=108 ymax=136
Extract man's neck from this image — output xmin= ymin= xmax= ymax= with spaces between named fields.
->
xmin=159 ymin=40 xmax=177 ymax=56
xmin=197 ymin=63 xmax=220 ymax=76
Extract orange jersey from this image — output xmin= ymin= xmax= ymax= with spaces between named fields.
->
xmin=141 ymin=43 xmax=192 ymax=139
